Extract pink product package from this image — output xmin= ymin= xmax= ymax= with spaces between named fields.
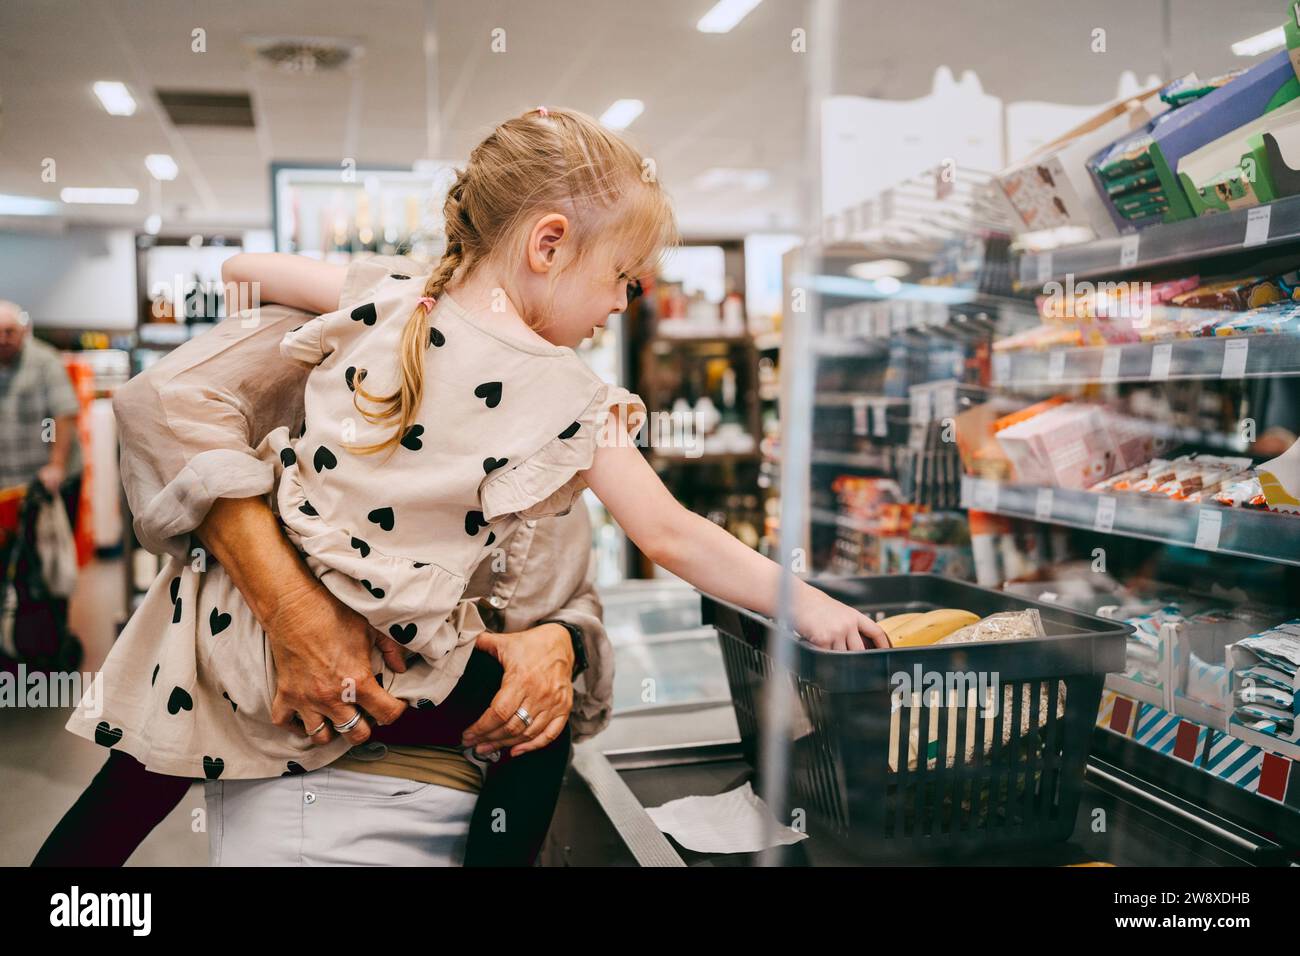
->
xmin=996 ymin=404 xmax=1123 ymax=489
xmin=1103 ymin=410 xmax=1154 ymax=472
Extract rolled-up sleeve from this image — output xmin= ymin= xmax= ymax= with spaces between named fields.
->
xmin=119 ymin=253 xmax=427 ymax=559
xmin=548 ymin=560 xmax=615 ymax=744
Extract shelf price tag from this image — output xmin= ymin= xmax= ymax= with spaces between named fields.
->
xmin=1100 ymin=347 xmax=1122 ymax=383
xmin=1094 ymin=495 xmax=1117 ymax=533
xmin=1243 ymin=204 xmax=1272 ymax=249
xmin=973 ymin=479 xmax=1000 ymax=512
xmin=914 ymin=389 xmax=931 ymax=423
xmin=959 ymin=475 xmax=974 ymax=509
xmin=1048 ymin=350 xmax=1067 ymax=381
xmin=1194 ymin=508 xmax=1223 ymax=551
xmin=1149 ymin=343 xmax=1173 ymax=381
xmin=851 ymin=397 xmax=869 ymax=437
xmin=1220 ymin=338 xmax=1249 ymax=379
xmin=871 ymin=401 xmax=888 ymax=438
xmin=992 ymin=352 xmax=1011 ymax=383
xmin=1035 ymin=252 xmax=1053 ymax=285
xmin=1035 ymin=487 xmax=1054 ymax=521
xmin=1119 ymin=234 xmax=1140 ymax=269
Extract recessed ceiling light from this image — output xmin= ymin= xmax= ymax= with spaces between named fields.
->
xmin=145 ymin=154 xmax=179 ymax=181
xmin=60 ymin=188 xmax=140 ymax=205
xmin=873 ymin=276 xmax=902 ymax=296
xmin=599 ymin=99 xmax=644 ymax=130
xmin=144 ymin=214 xmax=162 ymax=235
xmin=847 ymin=259 xmax=910 ymax=281
xmin=0 ymin=193 xmax=61 ymax=216
xmin=697 ymin=0 xmax=763 ymax=33
xmin=92 ymin=81 xmax=137 ymax=116
xmin=1231 ymin=26 xmax=1285 ymax=57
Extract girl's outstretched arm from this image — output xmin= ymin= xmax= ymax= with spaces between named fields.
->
xmin=583 ymin=438 xmax=888 ymax=651
xmin=221 ymin=253 xmax=348 ymax=315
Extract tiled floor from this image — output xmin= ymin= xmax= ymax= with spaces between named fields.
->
xmin=0 ymin=558 xmax=207 ymax=866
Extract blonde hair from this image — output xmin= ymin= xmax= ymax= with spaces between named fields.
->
xmin=351 ymin=106 xmax=678 ymax=454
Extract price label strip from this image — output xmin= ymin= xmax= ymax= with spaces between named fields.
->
xmin=1243 ymin=204 xmax=1272 ymax=249
xmin=1035 ymin=487 xmax=1054 ymax=521
xmin=1220 ymin=337 xmax=1249 ymax=379
xmin=1149 ymin=343 xmax=1173 ymax=381
xmin=973 ymin=479 xmax=1000 ymax=512
xmin=1194 ymin=508 xmax=1223 ymax=552
xmin=1100 ymin=347 xmax=1122 ymax=383
xmin=1035 ymin=252 xmax=1053 ymax=285
xmin=992 ymin=352 xmax=1010 ymax=383
xmin=871 ymin=401 xmax=887 ymax=438
xmin=1048 ymin=350 xmax=1067 ymax=381
xmin=1119 ymin=233 xmax=1140 ymax=269
xmin=1094 ymin=495 xmax=1117 ymax=533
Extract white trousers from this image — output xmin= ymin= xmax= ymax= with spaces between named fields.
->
xmin=204 ymin=767 xmax=479 ymax=866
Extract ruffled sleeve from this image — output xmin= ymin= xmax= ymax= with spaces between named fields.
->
xmin=279 ymin=315 xmax=328 ymax=365
xmin=478 ymin=383 xmax=645 ymax=522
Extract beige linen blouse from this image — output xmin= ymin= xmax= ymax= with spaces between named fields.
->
xmin=65 ymin=255 xmax=623 ymax=780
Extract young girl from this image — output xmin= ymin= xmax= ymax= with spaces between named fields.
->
xmin=59 ymin=107 xmax=886 ymax=864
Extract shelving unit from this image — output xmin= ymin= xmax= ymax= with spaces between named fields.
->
xmin=1017 ymin=192 xmax=1300 ymax=286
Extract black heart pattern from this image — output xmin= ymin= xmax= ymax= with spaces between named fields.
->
xmin=486 ymin=532 xmax=496 ymax=547
xmin=350 ymin=536 xmax=371 ymax=557
xmin=390 ymin=273 xmax=411 ymax=280
xmin=299 ymin=501 xmax=318 ymax=517
xmin=413 ymin=562 xmax=428 ymax=568
xmin=203 ymin=756 xmax=225 ymax=780
xmin=280 ymin=447 xmax=297 ymax=468
xmin=169 ymin=576 xmax=180 ymax=604
xmin=222 ymin=691 xmax=238 ymax=713
xmin=464 ymin=510 xmax=488 ymax=536
xmin=351 ymin=303 xmax=377 ymax=326
xmin=314 ymin=446 xmax=337 ymax=473
xmin=345 ymin=366 xmax=360 ymax=392
xmin=209 ymin=607 xmax=232 ymax=636
xmin=429 ymin=327 xmax=446 ymax=348
xmin=167 ymin=686 xmax=193 ymax=715
xmin=416 ymin=698 xmax=435 ymax=710
xmin=368 ymin=507 xmax=395 ymax=531
xmin=474 ymin=381 xmax=502 ymax=408
xmin=400 ymin=424 xmax=424 ymax=451
xmin=558 ymin=421 xmax=580 ymax=440
xmin=171 ymin=596 xmax=183 ymax=624
xmin=94 ymin=722 xmax=122 ymax=748
xmin=151 ymin=663 xmax=159 ymax=686
xmin=389 ymin=622 xmax=417 ymax=645
xmin=483 ymin=457 xmax=508 ymax=474
xmin=374 ymin=671 xmax=383 ymax=688
xmin=284 ymin=761 xmax=306 ymax=776
xmin=361 ymin=579 xmax=385 ymax=599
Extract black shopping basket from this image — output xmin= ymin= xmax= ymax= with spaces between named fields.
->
xmin=703 ymin=574 xmax=1129 ymax=861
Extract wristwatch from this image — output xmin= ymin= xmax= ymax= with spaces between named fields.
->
xmin=541 ymin=619 xmax=587 ymax=680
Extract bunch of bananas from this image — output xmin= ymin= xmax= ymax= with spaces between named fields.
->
xmin=876 ymin=609 xmax=979 ymax=647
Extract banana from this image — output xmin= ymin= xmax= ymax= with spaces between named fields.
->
xmin=877 ymin=613 xmax=923 ymax=642
xmin=889 ymin=609 xmax=980 ymax=647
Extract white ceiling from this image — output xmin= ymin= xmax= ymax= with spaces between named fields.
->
xmin=0 ymin=0 xmax=1287 ymax=238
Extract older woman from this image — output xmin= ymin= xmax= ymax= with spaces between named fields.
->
xmin=35 ymin=254 xmax=614 ymax=866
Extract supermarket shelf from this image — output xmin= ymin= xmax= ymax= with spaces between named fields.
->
xmin=1104 ymin=673 xmax=1165 ymax=709
xmin=959 ymin=476 xmax=1300 ymax=566
xmin=809 ymin=506 xmax=872 ymax=533
xmin=991 ymin=331 xmax=1300 ymax=387
xmin=650 ymin=333 xmax=754 ymax=348
xmin=1016 ymin=193 xmax=1300 ymax=285
xmin=814 ymin=393 xmax=909 ymax=408
xmin=810 ymin=449 xmax=891 ymax=470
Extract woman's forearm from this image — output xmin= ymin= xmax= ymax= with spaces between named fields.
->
xmin=195 ymin=496 xmax=319 ymax=627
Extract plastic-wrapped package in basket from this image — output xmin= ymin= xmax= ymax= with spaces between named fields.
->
xmin=887 ymin=609 xmax=1062 ymax=773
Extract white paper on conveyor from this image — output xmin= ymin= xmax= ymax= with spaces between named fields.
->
xmin=645 ymin=782 xmax=809 ymax=854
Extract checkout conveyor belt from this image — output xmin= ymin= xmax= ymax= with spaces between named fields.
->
xmin=548 ymin=728 xmax=1291 ymax=867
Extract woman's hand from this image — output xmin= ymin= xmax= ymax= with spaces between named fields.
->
xmin=793 ymin=582 xmax=889 ymax=651
xmin=265 ymin=579 xmax=410 ymax=746
xmin=461 ymin=624 xmax=575 ymax=757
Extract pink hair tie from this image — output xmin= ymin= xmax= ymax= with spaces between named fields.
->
xmin=418 ymin=296 xmax=436 ymax=313
xmin=536 ymin=105 xmax=549 ymax=117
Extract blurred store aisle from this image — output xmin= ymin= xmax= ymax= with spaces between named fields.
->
xmin=0 ymin=558 xmax=206 ymax=866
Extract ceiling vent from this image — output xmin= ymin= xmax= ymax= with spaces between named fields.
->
xmin=246 ymin=35 xmax=364 ymax=75
xmin=156 ymin=91 xmax=254 ymax=127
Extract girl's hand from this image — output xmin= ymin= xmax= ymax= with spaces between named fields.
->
xmin=461 ymin=624 xmax=575 ymax=757
xmin=793 ymin=583 xmax=889 ymax=651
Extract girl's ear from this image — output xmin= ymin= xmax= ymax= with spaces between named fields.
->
xmin=526 ymin=213 xmax=569 ymax=273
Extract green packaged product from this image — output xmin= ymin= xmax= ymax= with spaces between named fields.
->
xmin=1105 ymin=167 xmax=1162 ymax=196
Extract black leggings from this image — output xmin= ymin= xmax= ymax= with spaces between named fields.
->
xmin=33 ymin=648 xmax=569 ymax=867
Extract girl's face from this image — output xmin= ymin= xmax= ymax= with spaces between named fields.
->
xmin=517 ymin=213 xmax=648 ymax=349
